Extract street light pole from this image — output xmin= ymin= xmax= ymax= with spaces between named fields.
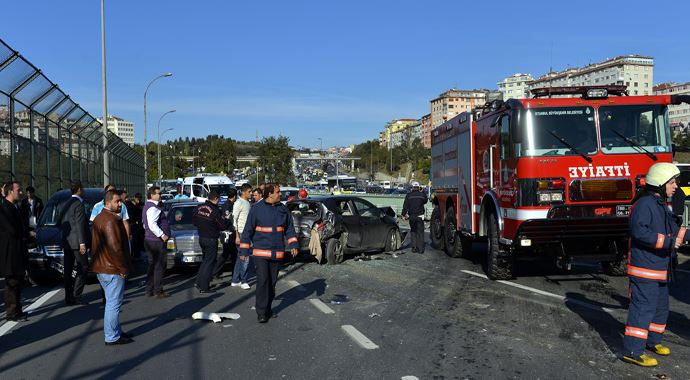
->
xmin=317 ymin=137 xmax=323 ymax=170
xmin=159 ymin=128 xmax=174 ymax=185
xmin=100 ymin=0 xmax=109 ymax=185
xmin=157 ymin=110 xmax=176 ymax=187
xmin=144 ymin=72 xmax=172 ymax=185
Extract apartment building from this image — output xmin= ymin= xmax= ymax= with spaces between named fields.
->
xmin=498 ymin=73 xmax=533 ymax=100
xmin=654 ymin=82 xmax=690 ymax=134
xmin=97 ymin=115 xmax=135 ymax=146
xmin=430 ymin=88 xmax=486 ymax=129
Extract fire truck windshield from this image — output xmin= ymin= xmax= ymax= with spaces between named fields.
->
xmin=521 ymin=106 xmax=597 ymax=157
xmin=599 ymin=104 xmax=671 ymax=154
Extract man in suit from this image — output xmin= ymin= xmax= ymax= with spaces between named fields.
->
xmin=59 ymin=181 xmax=90 ymax=306
xmin=0 ymin=181 xmax=32 ymax=322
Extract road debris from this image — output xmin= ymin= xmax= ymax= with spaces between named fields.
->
xmin=368 ymin=313 xmax=380 ymax=318
xmin=192 ymin=312 xmax=241 ymax=323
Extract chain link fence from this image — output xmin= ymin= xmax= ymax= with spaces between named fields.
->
xmin=0 ymin=38 xmax=144 ymax=199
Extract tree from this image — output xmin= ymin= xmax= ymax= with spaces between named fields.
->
xmin=257 ymin=135 xmax=295 ymax=185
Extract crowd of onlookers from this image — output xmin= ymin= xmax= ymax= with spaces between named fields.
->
xmin=0 ymin=179 xmax=288 ymax=345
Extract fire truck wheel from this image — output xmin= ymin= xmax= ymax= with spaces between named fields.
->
xmin=443 ymin=207 xmax=471 ymax=258
xmin=486 ymin=211 xmax=514 ymax=280
xmin=430 ymin=207 xmax=445 ymax=250
xmin=326 ymin=237 xmax=344 ymax=265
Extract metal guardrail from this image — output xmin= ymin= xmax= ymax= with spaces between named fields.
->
xmin=0 ymin=38 xmax=144 ymax=198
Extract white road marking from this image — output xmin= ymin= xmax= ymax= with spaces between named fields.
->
xmin=309 ymin=298 xmax=335 ymax=314
xmin=460 ymin=270 xmax=619 ymax=314
xmin=401 ymin=376 xmax=420 ymax=380
xmin=342 ymin=325 xmax=379 ymax=350
xmin=0 ymin=288 xmax=61 ymax=337
xmin=286 ymin=280 xmax=306 ymax=291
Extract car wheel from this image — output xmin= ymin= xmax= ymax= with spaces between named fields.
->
xmin=443 ymin=207 xmax=471 ymax=258
xmin=326 ymin=237 xmax=344 ymax=265
xmin=602 ymin=239 xmax=628 ymax=276
xmin=430 ymin=206 xmax=444 ymax=250
xmin=486 ymin=211 xmax=513 ymax=280
xmin=384 ymin=228 xmax=400 ymax=252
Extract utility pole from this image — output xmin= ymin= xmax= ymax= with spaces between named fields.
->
xmin=100 ymin=0 xmax=109 ymax=185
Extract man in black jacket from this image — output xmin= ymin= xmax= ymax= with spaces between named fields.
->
xmin=402 ymin=182 xmax=428 ymax=254
xmin=212 ymin=188 xmax=237 ymax=279
xmin=19 ymin=185 xmax=43 ymax=228
xmin=0 ymin=181 xmax=32 ymax=322
xmin=193 ymin=191 xmax=227 ymax=294
xmin=59 ymin=181 xmax=90 ymax=306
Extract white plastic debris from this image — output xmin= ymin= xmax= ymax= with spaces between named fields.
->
xmin=192 ymin=311 xmax=241 ymax=323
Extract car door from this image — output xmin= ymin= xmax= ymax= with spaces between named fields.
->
xmin=351 ymin=198 xmax=386 ymax=249
xmin=335 ymin=199 xmax=362 ymax=248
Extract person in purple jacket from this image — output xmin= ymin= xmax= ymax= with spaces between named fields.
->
xmin=142 ymin=186 xmax=170 ymax=298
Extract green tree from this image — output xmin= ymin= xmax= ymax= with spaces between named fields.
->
xmin=257 ymin=135 xmax=295 ymax=185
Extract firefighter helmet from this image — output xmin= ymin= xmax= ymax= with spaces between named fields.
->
xmin=645 ymin=163 xmax=680 ymax=187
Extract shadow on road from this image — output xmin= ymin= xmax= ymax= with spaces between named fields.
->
xmin=564 ymin=291 xmax=624 ymax=358
xmin=273 ymin=278 xmax=327 ymax=315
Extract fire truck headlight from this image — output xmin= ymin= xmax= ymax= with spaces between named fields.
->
xmin=539 ymin=193 xmax=551 ymax=203
xmin=550 ymin=193 xmax=563 ymax=202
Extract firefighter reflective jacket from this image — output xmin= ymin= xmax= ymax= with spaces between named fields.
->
xmin=629 ymin=193 xmax=687 ymax=281
xmin=239 ymin=200 xmax=298 ymax=260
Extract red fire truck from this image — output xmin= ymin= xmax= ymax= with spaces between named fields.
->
xmin=430 ymin=85 xmax=690 ymax=279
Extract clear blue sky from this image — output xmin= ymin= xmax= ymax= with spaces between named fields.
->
xmin=2 ymin=0 xmax=688 ymax=149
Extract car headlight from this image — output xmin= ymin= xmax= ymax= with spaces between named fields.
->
xmin=29 ymin=246 xmax=43 ymax=255
xmin=167 ymin=240 xmax=176 ymax=250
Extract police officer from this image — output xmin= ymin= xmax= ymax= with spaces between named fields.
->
xmin=193 ymin=191 xmax=227 ymax=294
xmin=402 ymin=182 xmax=428 ymax=254
xmin=623 ymin=163 xmax=689 ymax=367
xmin=239 ymin=183 xmax=299 ymax=323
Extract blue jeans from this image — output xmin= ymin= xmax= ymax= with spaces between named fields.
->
xmin=97 ymin=273 xmax=126 ymax=343
xmin=232 ymin=249 xmax=253 ymax=284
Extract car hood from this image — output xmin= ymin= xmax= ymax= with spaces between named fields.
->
xmin=35 ymin=226 xmax=62 ymax=247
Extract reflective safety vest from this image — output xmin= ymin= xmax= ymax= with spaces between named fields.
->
xmin=628 ymin=193 xmax=687 ymax=281
xmin=239 ymin=199 xmax=298 ymax=260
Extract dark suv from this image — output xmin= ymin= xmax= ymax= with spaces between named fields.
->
xmin=28 ymin=188 xmax=104 ymax=283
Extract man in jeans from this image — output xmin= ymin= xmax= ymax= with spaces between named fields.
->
xmin=231 ymin=183 xmax=253 ymax=289
xmin=193 ymin=191 xmax=227 ymax=294
xmin=142 ymin=186 xmax=170 ymax=298
xmin=91 ymin=190 xmax=133 ymax=345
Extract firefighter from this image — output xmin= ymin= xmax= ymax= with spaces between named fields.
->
xmin=402 ymin=182 xmax=428 ymax=254
xmin=623 ymin=162 xmax=688 ymax=367
xmin=239 ymin=183 xmax=299 ymax=323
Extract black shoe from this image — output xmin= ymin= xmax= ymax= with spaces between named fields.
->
xmin=198 ymin=288 xmax=216 ymax=294
xmin=105 ymin=336 xmax=134 ymax=345
xmin=257 ymin=315 xmax=268 ymax=323
xmin=7 ymin=313 xmax=28 ymax=322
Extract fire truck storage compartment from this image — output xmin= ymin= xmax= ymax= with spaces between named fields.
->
xmin=432 ymin=112 xmax=475 ymax=233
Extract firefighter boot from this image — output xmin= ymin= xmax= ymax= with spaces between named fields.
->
xmin=623 ymin=354 xmax=658 ymax=367
xmin=647 ymin=344 xmax=671 ymax=356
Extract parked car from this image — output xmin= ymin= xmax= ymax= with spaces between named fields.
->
xmin=286 ymin=196 xmax=401 ymax=264
xmin=280 ymin=187 xmax=300 ymax=203
xmin=162 ymin=198 xmax=198 ymax=217
xmin=366 ymin=185 xmax=384 ymax=194
xmin=165 ymin=201 xmax=224 ymax=268
xmin=28 ymin=188 xmax=104 ymax=283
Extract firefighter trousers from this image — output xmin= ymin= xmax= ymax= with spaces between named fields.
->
xmin=409 ymin=215 xmax=425 ymax=253
xmin=623 ymin=277 xmax=669 ymax=357
xmin=254 ymin=257 xmax=280 ymax=319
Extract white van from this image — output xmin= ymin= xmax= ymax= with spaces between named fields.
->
xmin=381 ymin=181 xmax=392 ymax=189
xmin=182 ymin=174 xmax=234 ymax=203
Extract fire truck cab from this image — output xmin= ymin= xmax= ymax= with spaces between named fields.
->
xmin=430 ymin=86 xmax=690 ymax=279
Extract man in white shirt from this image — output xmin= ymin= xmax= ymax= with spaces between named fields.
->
xmin=231 ymin=183 xmax=253 ymax=289
xmin=91 ymin=184 xmax=130 ymax=238
xmin=142 ymin=186 xmax=171 ymax=298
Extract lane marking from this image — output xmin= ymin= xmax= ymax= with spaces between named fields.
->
xmin=401 ymin=377 xmax=420 ymax=380
xmin=0 ymin=288 xmax=61 ymax=337
xmin=460 ymin=270 xmax=618 ymax=314
xmin=286 ymin=280 xmax=306 ymax=291
xmin=342 ymin=325 xmax=379 ymax=350
xmin=309 ymin=298 xmax=335 ymax=314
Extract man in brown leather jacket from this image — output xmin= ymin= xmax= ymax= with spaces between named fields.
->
xmin=92 ymin=189 xmax=133 ymax=345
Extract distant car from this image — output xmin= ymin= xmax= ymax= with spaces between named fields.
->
xmin=162 ymin=198 xmax=198 ymax=217
xmin=160 ymin=193 xmax=174 ymax=202
xmin=286 ymin=196 xmax=401 ymax=264
xmin=366 ymin=186 xmax=384 ymax=194
xmin=165 ymin=202 xmax=223 ymax=268
xmin=354 ymin=188 xmax=366 ymax=194
xmin=28 ymin=188 xmax=104 ymax=283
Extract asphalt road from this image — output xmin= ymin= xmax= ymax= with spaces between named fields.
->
xmin=3 ymin=230 xmax=690 ymax=379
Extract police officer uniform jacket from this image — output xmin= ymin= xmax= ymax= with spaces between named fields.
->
xmin=629 ymin=193 xmax=688 ymax=281
xmin=239 ymin=200 xmax=298 ymax=260
xmin=402 ymin=190 xmax=427 ymax=217
xmin=193 ymin=200 xmax=227 ymax=239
